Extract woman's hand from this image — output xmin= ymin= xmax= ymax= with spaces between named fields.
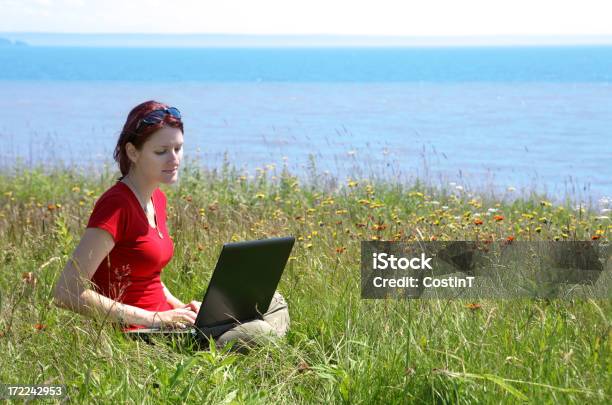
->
xmin=181 ymin=300 xmax=201 ymax=315
xmin=148 ymin=308 xmax=197 ymax=329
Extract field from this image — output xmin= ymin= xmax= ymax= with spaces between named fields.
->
xmin=0 ymin=159 xmax=610 ymax=403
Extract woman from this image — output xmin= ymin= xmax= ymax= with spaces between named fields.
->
xmin=53 ymin=100 xmax=289 ymax=348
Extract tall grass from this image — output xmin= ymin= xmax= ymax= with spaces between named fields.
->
xmin=0 ymin=160 xmax=610 ymax=403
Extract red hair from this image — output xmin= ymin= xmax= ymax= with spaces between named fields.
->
xmin=113 ymin=100 xmax=184 ymax=180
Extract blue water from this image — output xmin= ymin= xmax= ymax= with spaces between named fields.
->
xmin=0 ymin=46 xmax=611 ymax=204
xmin=2 ymin=46 xmax=612 ymax=82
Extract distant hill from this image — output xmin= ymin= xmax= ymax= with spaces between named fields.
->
xmin=0 ymin=37 xmax=28 ymax=46
xmin=1 ymin=33 xmax=612 ymax=47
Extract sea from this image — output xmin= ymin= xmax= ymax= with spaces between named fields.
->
xmin=0 ymin=45 xmax=611 ymax=204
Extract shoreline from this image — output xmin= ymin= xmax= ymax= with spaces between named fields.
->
xmin=0 ymin=156 xmax=608 ymax=209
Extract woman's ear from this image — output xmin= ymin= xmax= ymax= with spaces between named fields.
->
xmin=125 ymin=142 xmax=139 ymax=165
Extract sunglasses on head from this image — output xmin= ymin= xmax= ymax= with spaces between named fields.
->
xmin=136 ymin=107 xmax=182 ymax=131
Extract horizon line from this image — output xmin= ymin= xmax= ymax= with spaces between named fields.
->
xmin=3 ymin=32 xmax=612 ymax=47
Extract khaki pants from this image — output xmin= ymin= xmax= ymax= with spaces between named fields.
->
xmin=214 ymin=292 xmax=290 ymax=350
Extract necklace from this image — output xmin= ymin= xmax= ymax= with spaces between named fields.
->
xmin=124 ymin=176 xmax=163 ymax=239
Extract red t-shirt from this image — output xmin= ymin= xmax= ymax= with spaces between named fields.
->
xmin=87 ymin=181 xmax=174 ymax=331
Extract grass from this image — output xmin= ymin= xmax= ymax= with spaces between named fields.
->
xmin=0 ymin=159 xmax=610 ymax=404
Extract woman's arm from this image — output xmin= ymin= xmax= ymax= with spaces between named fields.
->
xmin=161 ymin=282 xmax=185 ymax=309
xmin=162 ymin=282 xmax=201 ymax=314
xmin=53 ymin=228 xmax=154 ymax=326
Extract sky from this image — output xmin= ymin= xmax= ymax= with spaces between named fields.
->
xmin=2 ymin=0 xmax=612 ymax=37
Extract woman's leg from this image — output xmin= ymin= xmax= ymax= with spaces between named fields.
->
xmin=215 ymin=292 xmax=290 ymax=349
xmin=262 ymin=291 xmax=290 ymax=336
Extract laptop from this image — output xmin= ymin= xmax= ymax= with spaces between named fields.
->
xmin=125 ymin=236 xmax=295 ymax=345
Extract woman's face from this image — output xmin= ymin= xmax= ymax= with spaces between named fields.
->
xmin=127 ymin=126 xmax=184 ymax=184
